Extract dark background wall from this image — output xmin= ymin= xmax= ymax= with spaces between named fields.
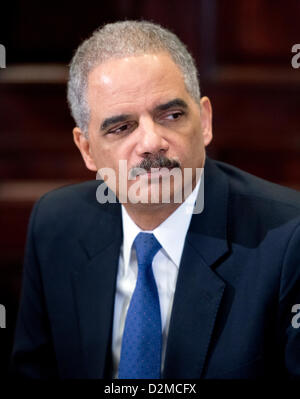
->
xmin=0 ymin=0 xmax=300 ymax=378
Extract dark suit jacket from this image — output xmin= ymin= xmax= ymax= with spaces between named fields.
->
xmin=10 ymin=157 xmax=300 ymax=379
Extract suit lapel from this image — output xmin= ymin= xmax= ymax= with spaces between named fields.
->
xmin=72 ymin=200 xmax=122 ymax=378
xmin=163 ymin=158 xmax=230 ymax=378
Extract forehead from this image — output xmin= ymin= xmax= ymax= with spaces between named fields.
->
xmin=86 ymin=53 xmax=191 ymax=115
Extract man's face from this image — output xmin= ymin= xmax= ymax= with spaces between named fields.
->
xmin=74 ymin=52 xmax=212 ymax=205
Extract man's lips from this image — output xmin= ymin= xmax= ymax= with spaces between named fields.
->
xmin=136 ymin=167 xmax=180 ymax=177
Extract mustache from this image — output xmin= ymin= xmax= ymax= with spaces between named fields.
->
xmin=129 ymin=154 xmax=181 ymax=178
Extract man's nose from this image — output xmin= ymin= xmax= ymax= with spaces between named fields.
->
xmin=135 ymin=117 xmax=169 ymax=156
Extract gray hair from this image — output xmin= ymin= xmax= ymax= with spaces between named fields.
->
xmin=67 ymin=20 xmax=200 ymax=136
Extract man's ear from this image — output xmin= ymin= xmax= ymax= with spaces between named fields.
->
xmin=200 ymin=96 xmax=213 ymax=147
xmin=73 ymin=127 xmax=97 ymax=171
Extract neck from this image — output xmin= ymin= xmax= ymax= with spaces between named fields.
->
xmin=122 ymin=202 xmax=182 ymax=230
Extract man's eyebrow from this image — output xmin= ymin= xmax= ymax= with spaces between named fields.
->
xmin=100 ymin=99 xmax=187 ymax=131
xmin=154 ymin=98 xmax=188 ymax=112
xmin=100 ymin=114 xmax=131 ymax=131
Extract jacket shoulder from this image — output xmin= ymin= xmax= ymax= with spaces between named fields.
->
xmin=213 ymin=159 xmax=300 ymax=213
xmin=40 ymin=180 xmax=101 ymax=205
xmin=31 ymin=180 xmax=120 ymax=235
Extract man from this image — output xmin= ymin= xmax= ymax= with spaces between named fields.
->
xmin=11 ymin=21 xmax=300 ymax=379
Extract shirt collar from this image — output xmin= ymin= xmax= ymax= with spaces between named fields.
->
xmin=121 ymin=176 xmax=201 ymax=274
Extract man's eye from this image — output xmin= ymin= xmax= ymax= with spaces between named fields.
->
xmin=165 ymin=111 xmax=184 ymax=120
xmin=108 ymin=123 xmax=132 ymax=135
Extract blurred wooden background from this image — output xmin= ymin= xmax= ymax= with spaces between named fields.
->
xmin=0 ymin=0 xmax=300 ymax=377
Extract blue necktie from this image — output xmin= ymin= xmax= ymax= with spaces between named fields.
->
xmin=118 ymin=232 xmax=162 ymax=379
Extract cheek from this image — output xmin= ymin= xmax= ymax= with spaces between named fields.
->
xmin=97 ymin=143 xmax=133 ymax=175
xmin=191 ymin=128 xmax=204 ymax=149
xmin=168 ymin=130 xmax=204 ymax=169
xmin=90 ymin=142 xmax=113 ymax=170
xmin=172 ymin=126 xmax=203 ymax=156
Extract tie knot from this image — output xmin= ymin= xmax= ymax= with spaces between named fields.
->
xmin=134 ymin=233 xmax=161 ymax=267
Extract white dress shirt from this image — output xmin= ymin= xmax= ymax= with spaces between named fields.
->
xmin=112 ymin=177 xmax=201 ymax=378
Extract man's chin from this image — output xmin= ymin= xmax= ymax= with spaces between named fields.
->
xmin=120 ymin=183 xmax=184 ymax=206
